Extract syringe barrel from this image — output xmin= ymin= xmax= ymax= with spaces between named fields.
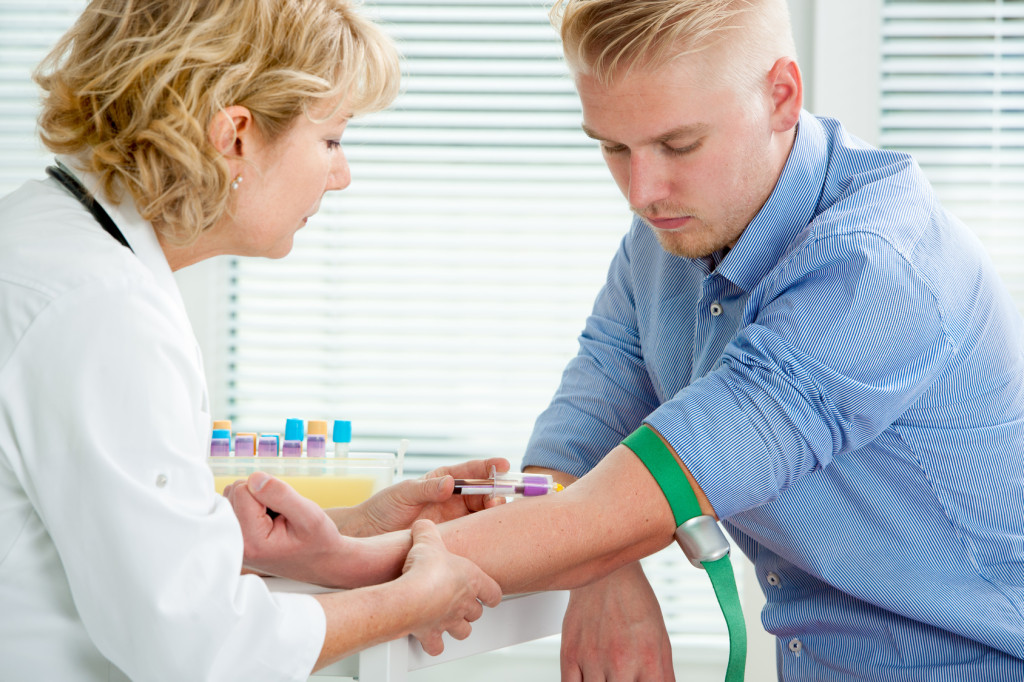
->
xmin=491 ymin=467 xmax=556 ymax=497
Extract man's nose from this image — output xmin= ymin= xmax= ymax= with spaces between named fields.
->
xmin=627 ymin=151 xmax=670 ymax=210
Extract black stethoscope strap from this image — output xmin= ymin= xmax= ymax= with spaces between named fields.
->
xmin=46 ymin=162 xmax=135 ymax=253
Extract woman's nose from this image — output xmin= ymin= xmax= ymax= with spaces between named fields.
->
xmin=327 ymin=151 xmax=351 ymax=192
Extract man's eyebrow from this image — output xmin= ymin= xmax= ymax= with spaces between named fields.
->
xmin=581 ymin=122 xmax=710 ymax=145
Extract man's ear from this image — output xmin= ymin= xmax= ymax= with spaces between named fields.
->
xmin=208 ymin=105 xmax=255 ymax=159
xmin=766 ymin=57 xmax=802 ymax=133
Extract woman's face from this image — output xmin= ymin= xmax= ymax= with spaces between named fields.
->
xmin=224 ymin=104 xmax=353 ymax=259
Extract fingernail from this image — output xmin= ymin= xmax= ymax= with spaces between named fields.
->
xmin=248 ymin=471 xmax=269 ymax=492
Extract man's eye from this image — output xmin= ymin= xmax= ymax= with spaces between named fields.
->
xmin=666 ymin=141 xmax=701 ymax=156
xmin=601 ymin=143 xmax=627 ymax=154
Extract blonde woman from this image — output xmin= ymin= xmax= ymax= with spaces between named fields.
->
xmin=0 ymin=1 xmax=501 ymax=680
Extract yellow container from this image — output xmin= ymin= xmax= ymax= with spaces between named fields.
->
xmin=210 ymin=454 xmax=396 ymax=508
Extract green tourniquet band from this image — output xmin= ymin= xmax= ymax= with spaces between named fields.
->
xmin=706 ymin=555 xmax=747 ymax=682
xmin=622 ymin=424 xmax=701 ymax=526
xmin=622 ymin=424 xmax=746 ymax=682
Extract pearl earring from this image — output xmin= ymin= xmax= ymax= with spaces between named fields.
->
xmin=230 ymin=175 xmax=243 ymax=190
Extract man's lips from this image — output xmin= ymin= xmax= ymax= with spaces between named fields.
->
xmin=644 ymin=215 xmax=693 ymax=231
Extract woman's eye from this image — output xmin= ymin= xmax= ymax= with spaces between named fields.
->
xmin=326 ymin=139 xmax=341 ymax=151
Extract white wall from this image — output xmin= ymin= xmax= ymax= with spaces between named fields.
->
xmin=806 ymin=0 xmax=882 ymax=144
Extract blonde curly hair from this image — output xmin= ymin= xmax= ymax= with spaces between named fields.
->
xmin=551 ymin=0 xmax=795 ymax=91
xmin=34 ymin=0 xmax=400 ymax=245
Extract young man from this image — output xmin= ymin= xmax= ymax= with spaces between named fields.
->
xmin=231 ymin=1 xmax=1024 ymax=679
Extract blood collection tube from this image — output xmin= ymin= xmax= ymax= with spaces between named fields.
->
xmin=209 ymin=429 xmax=231 ymax=457
xmin=282 ymin=418 xmax=304 ymax=457
xmin=306 ymin=420 xmax=328 ymax=457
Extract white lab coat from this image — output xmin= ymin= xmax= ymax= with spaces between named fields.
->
xmin=0 ymin=158 xmax=325 ymax=681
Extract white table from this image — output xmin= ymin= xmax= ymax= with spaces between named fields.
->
xmin=265 ymin=578 xmax=569 ymax=682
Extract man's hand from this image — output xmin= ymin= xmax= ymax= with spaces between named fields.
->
xmin=560 ymin=561 xmax=676 ymax=681
xmin=514 ymin=463 xmax=675 ymax=679
xmin=333 ymin=457 xmax=511 ymax=537
xmin=400 ymin=519 xmax=503 ymax=655
xmin=225 ymin=472 xmax=406 ymax=588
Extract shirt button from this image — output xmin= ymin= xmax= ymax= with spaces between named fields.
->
xmin=766 ymin=572 xmax=781 ymax=587
xmin=709 ymin=302 xmax=723 ymax=316
xmin=788 ymin=638 xmax=802 ymax=657
xmin=155 ymin=473 xmax=168 ymax=488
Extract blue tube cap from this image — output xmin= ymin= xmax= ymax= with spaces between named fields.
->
xmin=284 ymin=418 xmax=304 ymax=441
xmin=332 ymin=420 xmax=352 ymax=444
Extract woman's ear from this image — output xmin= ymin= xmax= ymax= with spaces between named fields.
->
xmin=208 ymin=105 xmax=255 ymax=159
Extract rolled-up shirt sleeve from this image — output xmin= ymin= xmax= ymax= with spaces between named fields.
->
xmin=647 ymin=230 xmax=954 ymax=520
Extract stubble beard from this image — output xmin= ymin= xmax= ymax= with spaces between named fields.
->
xmin=640 ymin=146 xmax=777 ymax=260
xmin=637 ymin=207 xmax=741 ymax=260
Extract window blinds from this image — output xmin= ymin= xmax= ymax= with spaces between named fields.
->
xmin=880 ymin=0 xmax=1024 ymax=308
xmin=225 ymin=1 xmax=632 ymax=459
xmin=0 ymin=2 xmax=84 ymax=190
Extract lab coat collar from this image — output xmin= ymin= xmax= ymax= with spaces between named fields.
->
xmin=54 ymin=154 xmax=185 ymax=313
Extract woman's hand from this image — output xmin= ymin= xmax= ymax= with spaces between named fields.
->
xmin=332 ymin=457 xmax=511 ymax=537
xmin=225 ymin=472 xmax=407 ymax=588
xmin=399 ymin=519 xmax=503 ymax=655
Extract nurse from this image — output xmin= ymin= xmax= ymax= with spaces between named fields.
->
xmin=0 ymin=1 xmax=501 ymax=680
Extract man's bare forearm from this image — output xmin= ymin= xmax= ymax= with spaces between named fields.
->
xmin=309 ymin=439 xmax=705 ymax=594
xmin=438 ymin=445 xmax=679 ymax=593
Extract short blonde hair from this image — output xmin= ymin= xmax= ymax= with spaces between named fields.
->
xmin=551 ymin=0 xmax=796 ymax=91
xmin=34 ymin=0 xmax=400 ymax=244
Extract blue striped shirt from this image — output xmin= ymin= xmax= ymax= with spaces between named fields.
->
xmin=524 ymin=111 xmax=1024 ymax=680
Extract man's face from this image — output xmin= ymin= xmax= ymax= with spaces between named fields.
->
xmin=577 ymin=55 xmax=787 ymax=259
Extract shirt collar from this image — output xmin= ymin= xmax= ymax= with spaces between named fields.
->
xmin=715 ymin=110 xmax=828 ymax=292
